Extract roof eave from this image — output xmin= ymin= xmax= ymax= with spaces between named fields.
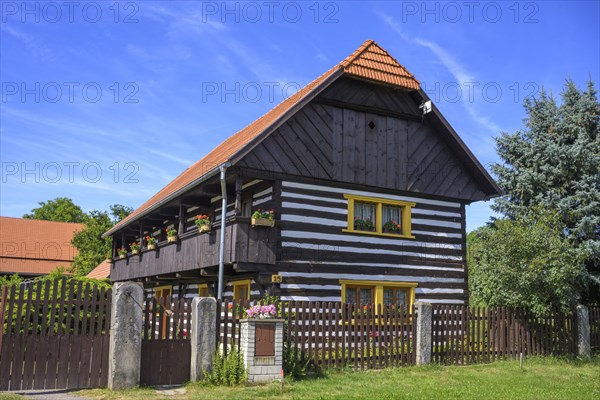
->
xmin=413 ymin=89 xmax=502 ymax=198
xmin=103 ymin=68 xmax=345 ymax=239
xmin=101 ymin=165 xmax=223 ymax=238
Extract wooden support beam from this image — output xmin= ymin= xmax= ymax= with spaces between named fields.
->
xmin=176 ymin=272 xmax=201 ymax=279
xmin=111 ymin=235 xmax=117 ymax=259
xmin=235 ymin=174 xmax=243 ymax=216
xmin=314 ymin=97 xmax=422 ymax=122
xmin=178 ymin=200 xmax=185 ymax=235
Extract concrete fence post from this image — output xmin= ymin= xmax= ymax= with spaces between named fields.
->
xmin=576 ymin=304 xmax=591 ymax=359
xmin=240 ymin=319 xmax=284 ymax=383
xmin=108 ymin=282 xmax=144 ymax=390
xmin=415 ymin=302 xmax=433 ymax=366
xmin=190 ymin=297 xmax=217 ymax=382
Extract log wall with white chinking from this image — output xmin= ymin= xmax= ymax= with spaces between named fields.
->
xmin=276 ymin=181 xmax=467 ymax=304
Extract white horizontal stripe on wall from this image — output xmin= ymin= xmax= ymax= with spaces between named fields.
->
xmin=283 ymin=260 xmax=463 ymax=273
xmin=222 ymin=290 xmax=262 ymax=297
xmin=281 ymin=214 xmax=347 ymax=227
xmin=214 ymin=210 xmax=235 ymax=220
xmin=253 ymin=187 xmax=273 ymax=198
xmin=279 ymin=271 xmax=464 ymax=284
xmin=281 ymin=284 xmax=341 ymax=290
xmin=281 ymin=296 xmax=341 ymax=302
xmin=242 ymin=179 xmax=262 ymax=189
xmin=281 ymin=230 xmax=462 ymax=250
xmin=411 ymin=209 xmax=462 ymax=218
xmin=281 ymin=191 xmax=348 ymax=205
xmin=281 ymin=241 xmax=463 ymax=261
xmin=282 ymin=181 xmax=461 ymax=209
xmin=417 ymin=298 xmax=464 ymax=304
xmin=415 ymin=288 xmax=464 ymax=294
xmin=412 ymin=218 xmax=462 ymax=229
xmin=411 ymin=230 xmax=462 ymax=238
xmin=282 ymin=201 xmax=347 ymax=215
xmin=252 ymin=196 xmax=272 ymax=206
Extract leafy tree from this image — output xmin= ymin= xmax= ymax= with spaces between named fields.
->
xmin=109 ymin=204 xmax=134 ymax=223
xmin=70 ymin=205 xmax=132 ymax=276
xmin=23 ymin=197 xmax=88 ymax=223
xmin=468 ymin=210 xmax=585 ymax=316
xmin=0 ymin=273 xmax=23 ymax=287
xmin=491 ymin=80 xmax=600 ymax=304
xmin=23 ymin=198 xmax=132 ymax=276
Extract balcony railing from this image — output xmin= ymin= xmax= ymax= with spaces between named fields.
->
xmin=110 ymin=217 xmax=277 ymax=281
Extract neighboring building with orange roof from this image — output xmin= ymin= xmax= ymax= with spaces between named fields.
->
xmin=0 ymin=216 xmax=84 ymax=278
xmin=104 ymin=39 xmax=501 ymax=306
xmin=86 ymin=260 xmax=111 ymax=280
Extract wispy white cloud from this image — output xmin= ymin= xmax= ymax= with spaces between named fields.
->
xmin=1 ymin=24 xmax=53 ymax=61
xmin=379 ymin=14 xmax=502 ymax=134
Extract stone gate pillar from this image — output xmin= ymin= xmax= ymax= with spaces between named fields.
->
xmin=190 ymin=297 xmax=217 ymax=381
xmin=108 ymin=282 xmax=144 ymax=390
xmin=415 ymin=302 xmax=433 ymax=365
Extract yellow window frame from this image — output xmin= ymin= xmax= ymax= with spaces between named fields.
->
xmin=340 ymin=280 xmax=417 ymax=310
xmin=154 ymin=285 xmax=172 ymax=300
xmin=343 ymin=194 xmax=415 ymax=239
xmin=198 ymin=283 xmax=209 ymax=297
xmin=232 ymin=279 xmax=251 ymax=301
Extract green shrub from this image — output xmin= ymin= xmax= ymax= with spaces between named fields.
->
xmin=205 ymin=346 xmax=247 ymax=386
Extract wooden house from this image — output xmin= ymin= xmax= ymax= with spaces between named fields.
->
xmin=103 ymin=40 xmax=500 ymax=307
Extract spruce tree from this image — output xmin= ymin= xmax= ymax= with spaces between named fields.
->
xmin=491 ymin=80 xmax=600 ymax=304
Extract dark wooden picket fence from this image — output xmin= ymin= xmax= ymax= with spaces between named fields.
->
xmin=590 ymin=307 xmax=600 ymax=353
xmin=432 ymin=305 xmax=579 ymax=365
xmin=217 ymin=301 xmax=416 ymax=370
xmin=140 ymin=295 xmax=192 ymax=386
xmin=284 ymin=302 xmax=416 ymax=370
xmin=0 ymin=278 xmax=112 ymax=390
xmin=216 ymin=299 xmax=248 ymax=355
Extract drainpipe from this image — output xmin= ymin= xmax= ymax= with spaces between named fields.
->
xmin=217 ymin=163 xmax=231 ymax=301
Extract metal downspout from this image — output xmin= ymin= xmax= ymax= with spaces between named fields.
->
xmin=217 ymin=163 xmax=231 ymax=300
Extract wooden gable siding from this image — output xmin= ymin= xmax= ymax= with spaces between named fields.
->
xmin=274 ymin=181 xmax=468 ymax=304
xmin=238 ymin=77 xmax=488 ymax=202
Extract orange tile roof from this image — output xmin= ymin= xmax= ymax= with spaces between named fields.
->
xmin=0 ymin=216 xmax=84 ymax=275
xmin=107 ymin=40 xmax=421 ymax=235
xmin=340 ymin=40 xmax=420 ymax=89
xmin=87 ymin=260 xmax=111 ymax=279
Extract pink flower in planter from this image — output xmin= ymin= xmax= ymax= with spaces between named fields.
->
xmin=245 ymin=303 xmax=278 ymax=319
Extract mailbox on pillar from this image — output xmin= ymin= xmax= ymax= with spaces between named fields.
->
xmin=255 ymin=324 xmax=276 ymax=357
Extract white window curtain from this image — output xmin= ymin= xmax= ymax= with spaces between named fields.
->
xmin=355 ymin=202 xmax=375 ymax=222
xmin=382 ymin=205 xmax=401 ymax=226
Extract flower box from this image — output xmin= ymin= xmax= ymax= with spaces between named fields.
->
xmin=251 ymin=217 xmax=274 ymax=227
xmin=119 ymin=254 xmax=126 ymax=259
xmin=198 ymin=225 xmax=211 ymax=233
xmin=147 ymin=243 xmax=156 ymax=250
xmin=167 ymin=235 xmax=178 ymax=243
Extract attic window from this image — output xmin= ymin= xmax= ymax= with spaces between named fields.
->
xmin=368 ymin=121 xmax=376 ymax=130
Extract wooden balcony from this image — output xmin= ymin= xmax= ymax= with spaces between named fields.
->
xmin=110 ymin=217 xmax=277 ymax=281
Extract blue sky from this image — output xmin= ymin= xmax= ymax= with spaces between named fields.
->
xmin=1 ymin=1 xmax=599 ymax=231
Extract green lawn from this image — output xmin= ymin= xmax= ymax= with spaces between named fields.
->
xmin=2 ymin=357 xmax=599 ymax=400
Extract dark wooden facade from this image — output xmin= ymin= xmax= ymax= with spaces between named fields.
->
xmin=108 ymin=75 xmax=499 ymax=305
